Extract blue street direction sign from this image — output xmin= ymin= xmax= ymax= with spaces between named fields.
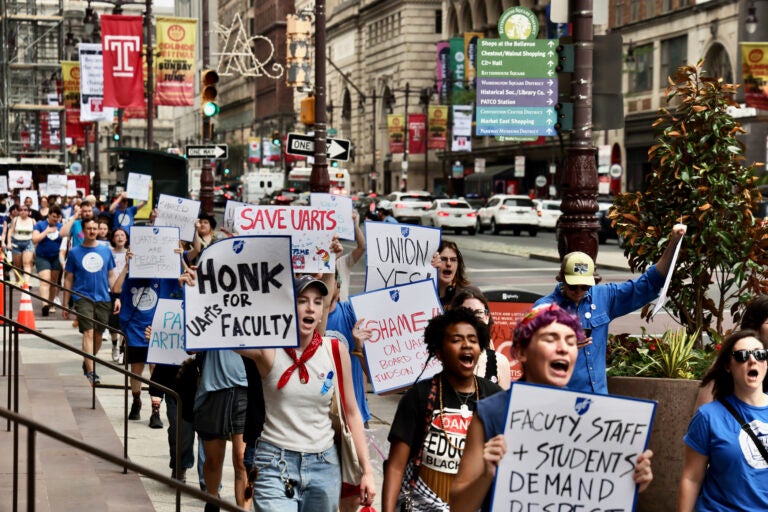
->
xmin=476 ymin=106 xmax=557 ymax=137
xmin=285 ymin=132 xmax=351 ymax=161
xmin=477 ymin=39 xmax=558 ymax=78
xmin=477 ymin=78 xmax=557 ymax=108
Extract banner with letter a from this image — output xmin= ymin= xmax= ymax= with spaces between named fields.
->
xmin=155 ymin=17 xmax=196 ymax=106
xmin=101 ymin=14 xmax=144 ymax=108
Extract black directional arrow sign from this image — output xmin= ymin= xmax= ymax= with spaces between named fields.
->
xmin=285 ymin=133 xmax=351 ymax=161
xmin=185 ymin=144 xmax=228 ymax=159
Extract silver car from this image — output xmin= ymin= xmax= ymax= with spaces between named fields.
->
xmin=385 ymin=190 xmax=434 ymax=224
xmin=420 ymin=198 xmax=477 ymax=235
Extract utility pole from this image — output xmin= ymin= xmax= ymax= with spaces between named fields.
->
xmin=144 ymin=0 xmax=154 ymax=149
xmin=310 ymin=0 xmax=329 ymax=192
xmin=556 ymin=0 xmax=598 ymax=260
xmin=402 ymin=82 xmax=409 ymax=191
xmin=199 ymin=0 xmax=214 ymax=214
xmin=370 ymin=89 xmax=377 ymax=193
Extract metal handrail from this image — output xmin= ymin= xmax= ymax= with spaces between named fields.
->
xmin=0 ymin=406 xmax=245 ymax=512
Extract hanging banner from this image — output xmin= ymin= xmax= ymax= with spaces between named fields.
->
xmin=123 ymin=46 xmax=150 ymax=119
xmin=428 ymin=105 xmax=448 ymax=150
xmin=452 ymin=105 xmax=473 ymax=152
xmin=387 ymin=114 xmax=405 ymax=154
xmin=78 ymin=43 xmax=115 ymax=122
xmin=248 ymin=137 xmax=262 ymax=163
xmin=741 ymin=43 xmax=768 ymax=110
xmin=449 ymin=37 xmax=466 ymax=93
xmin=101 ymin=14 xmax=144 ymax=108
xmin=155 ymin=17 xmax=197 ymax=106
xmin=464 ymin=32 xmax=484 ymax=89
xmin=436 ymin=41 xmax=451 ymax=104
xmin=408 ymin=113 xmax=426 ymax=155
xmin=62 ymin=61 xmax=85 ymax=146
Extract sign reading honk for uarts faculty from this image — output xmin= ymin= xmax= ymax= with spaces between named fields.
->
xmin=184 ymin=236 xmax=299 ymax=350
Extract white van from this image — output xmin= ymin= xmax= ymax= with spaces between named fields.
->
xmin=242 ymin=170 xmax=285 ymax=203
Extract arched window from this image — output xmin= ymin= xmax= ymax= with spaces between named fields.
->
xmin=703 ymin=42 xmax=733 ymax=83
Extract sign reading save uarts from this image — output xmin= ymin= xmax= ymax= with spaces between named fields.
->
xmin=184 ymin=236 xmax=298 ymax=350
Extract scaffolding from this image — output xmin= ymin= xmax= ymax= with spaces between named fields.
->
xmin=0 ymin=0 xmax=66 ymax=166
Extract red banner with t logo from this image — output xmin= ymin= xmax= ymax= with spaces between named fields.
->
xmin=101 ymin=14 xmax=144 ymax=108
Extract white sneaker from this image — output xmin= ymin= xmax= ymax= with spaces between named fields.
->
xmin=112 ymin=344 xmax=120 ymax=362
xmin=53 ymin=296 xmax=62 ymax=308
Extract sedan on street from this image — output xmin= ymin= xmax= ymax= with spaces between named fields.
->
xmin=420 ymin=198 xmax=477 ymax=235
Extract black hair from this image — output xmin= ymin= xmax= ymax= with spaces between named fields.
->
xmin=701 ymin=329 xmax=768 ymax=400
xmin=423 ymin=307 xmax=490 ymax=358
xmin=740 ymin=296 xmax=768 ymax=332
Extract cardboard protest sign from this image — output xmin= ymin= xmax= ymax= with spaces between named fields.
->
xmin=147 ymin=299 xmax=189 ymax=365
xmin=19 ymin=190 xmax=38 ymax=210
xmin=232 ymin=204 xmax=337 ymax=274
xmin=154 ymin=194 xmax=201 ymax=242
xmin=223 ymin=199 xmax=249 ymax=234
xmin=364 ymin=221 xmax=441 ymax=291
xmin=310 ymin=193 xmax=355 ymax=240
xmin=491 ymin=383 xmax=656 ymax=512
xmin=46 ymin=174 xmax=69 ymax=197
xmin=129 ymin=226 xmax=181 ymax=279
xmin=8 ymin=170 xmax=32 ymax=189
xmin=350 ymin=279 xmax=443 ymax=393
xmin=184 ymin=236 xmax=298 ymax=350
xmin=126 ymin=172 xmax=152 ymax=201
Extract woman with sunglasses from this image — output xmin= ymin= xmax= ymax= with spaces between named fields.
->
xmin=534 ymin=224 xmax=687 ymax=394
xmin=678 ymin=329 xmax=768 ymax=511
xmin=450 ymin=304 xmax=654 ymax=512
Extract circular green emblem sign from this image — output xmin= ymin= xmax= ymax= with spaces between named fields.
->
xmin=498 ymin=6 xmax=539 ymax=41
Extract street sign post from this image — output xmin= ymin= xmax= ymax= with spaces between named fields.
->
xmin=285 ymin=133 xmax=351 ymax=161
xmin=185 ymin=144 xmax=228 ymax=159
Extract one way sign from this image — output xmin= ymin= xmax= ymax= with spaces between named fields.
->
xmin=185 ymin=144 xmax=228 ymax=160
xmin=285 ymin=133 xmax=351 ymax=161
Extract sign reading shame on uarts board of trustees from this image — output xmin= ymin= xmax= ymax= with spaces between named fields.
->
xmin=490 ymin=383 xmax=656 ymax=512
xmin=364 ymin=221 xmax=441 ymax=292
xmin=184 ymin=236 xmax=298 ymax=350
xmin=233 ymin=204 xmax=337 ymax=274
xmin=350 ymin=279 xmax=443 ymax=393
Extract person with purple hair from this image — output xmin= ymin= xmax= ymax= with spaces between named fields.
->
xmin=450 ymin=304 xmax=654 ymax=512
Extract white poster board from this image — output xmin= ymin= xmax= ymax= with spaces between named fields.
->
xmin=490 ymin=383 xmax=656 ymax=512
xmin=184 ymin=236 xmax=298 ymax=350
xmin=232 ymin=204 xmax=337 ymax=274
xmin=364 ymin=221 xmax=441 ymax=291
xmin=223 ymin=199 xmax=249 ymax=234
xmin=126 ymin=172 xmax=152 ymax=201
xmin=154 ymin=194 xmax=201 ymax=242
xmin=129 ymin=226 xmax=181 ymax=279
xmin=147 ymin=299 xmax=189 ymax=365
xmin=8 ymin=170 xmax=32 ymax=189
xmin=38 ymin=182 xmax=48 ymax=198
xmin=310 ymin=193 xmax=355 ymax=240
xmin=0 ymin=176 xmax=8 ymax=195
xmin=19 ymin=190 xmax=39 ymax=210
xmin=350 ymin=279 xmax=443 ymax=393
xmin=66 ymin=180 xmax=78 ymax=197
xmin=46 ymin=175 xmax=69 ymax=197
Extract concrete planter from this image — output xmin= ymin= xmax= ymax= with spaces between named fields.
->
xmin=607 ymin=377 xmax=701 ymax=512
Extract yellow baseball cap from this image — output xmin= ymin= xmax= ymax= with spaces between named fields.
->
xmin=561 ymin=252 xmax=595 ymax=286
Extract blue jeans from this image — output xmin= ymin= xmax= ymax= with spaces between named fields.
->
xmin=166 ymin=396 xmax=195 ymax=470
xmin=252 ymin=439 xmax=341 ymax=512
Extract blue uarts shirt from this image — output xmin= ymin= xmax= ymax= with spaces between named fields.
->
xmin=33 ymin=220 xmax=62 ymax=258
xmin=534 ymin=265 xmax=664 ymax=394
xmin=112 ymin=205 xmax=138 ymax=234
xmin=65 ymin=243 xmax=115 ymax=303
xmin=118 ymin=278 xmax=183 ymax=347
xmin=684 ymin=394 xmax=768 ymax=510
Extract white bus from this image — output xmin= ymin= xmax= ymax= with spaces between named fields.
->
xmin=287 ymin=167 xmax=351 ymax=196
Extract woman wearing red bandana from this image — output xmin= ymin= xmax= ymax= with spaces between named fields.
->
xmin=237 ymin=274 xmax=376 ymax=512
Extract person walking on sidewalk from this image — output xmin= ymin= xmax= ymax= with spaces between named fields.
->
xmin=7 ymin=203 xmax=36 ymax=281
xmin=60 ymin=201 xmax=95 ymax=248
xmin=534 ymin=224 xmax=687 ymax=394
xmin=109 ymin=191 xmax=146 ymax=235
xmin=31 ymin=204 xmax=63 ymax=316
xmin=62 ymin=217 xmax=119 ymax=385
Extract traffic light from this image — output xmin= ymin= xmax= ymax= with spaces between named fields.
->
xmin=330 ymin=160 xmax=339 ymax=168
xmin=112 ymin=125 xmax=120 ymax=142
xmin=300 ymin=95 xmax=315 ymax=125
xmin=224 ymin=167 xmax=231 ymax=175
xmin=272 ymin=130 xmax=281 ymax=146
xmin=201 ymin=69 xmax=220 ymax=117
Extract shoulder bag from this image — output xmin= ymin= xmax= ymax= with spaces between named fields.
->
xmin=718 ymin=398 xmax=768 ymax=462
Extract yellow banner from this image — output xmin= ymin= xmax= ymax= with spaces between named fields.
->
xmin=62 ymin=61 xmax=80 ymax=117
xmin=742 ymin=43 xmax=768 ymax=110
xmin=387 ymin=114 xmax=405 ymax=154
xmin=428 ymin=105 xmax=448 ymax=150
xmin=156 ymin=17 xmax=197 ymax=106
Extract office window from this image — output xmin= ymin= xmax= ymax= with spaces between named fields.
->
xmin=629 ymin=43 xmax=653 ymax=93
xmin=614 ymin=1 xmax=624 ymax=26
xmin=630 ymin=1 xmax=639 ymax=21
xmin=645 ymin=0 xmax=654 ymax=18
xmin=661 ymin=35 xmax=687 ymax=84
xmin=435 ymin=10 xmax=442 ymax=34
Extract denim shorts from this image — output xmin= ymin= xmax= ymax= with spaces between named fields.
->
xmin=252 ymin=439 xmax=341 ymax=512
xmin=11 ymin=238 xmax=33 ymax=255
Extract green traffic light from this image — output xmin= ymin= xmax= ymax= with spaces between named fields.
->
xmin=113 ymin=133 xmax=120 ymax=142
xmin=202 ymin=101 xmax=220 ymax=117
xmin=331 ymin=160 xmax=339 ymax=167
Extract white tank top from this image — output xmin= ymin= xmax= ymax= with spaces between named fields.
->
xmin=260 ymin=345 xmax=336 ymax=453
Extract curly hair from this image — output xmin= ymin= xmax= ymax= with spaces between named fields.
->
xmin=438 ymin=239 xmax=470 ymax=289
xmin=423 ymin=307 xmax=490 ymax=358
xmin=513 ymin=303 xmax=585 ymax=349
xmin=701 ymin=329 xmax=768 ymax=400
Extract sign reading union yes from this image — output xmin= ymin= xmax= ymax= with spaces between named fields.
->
xmin=350 ymin=280 xmax=443 ymax=393
xmin=184 ymin=236 xmax=298 ymax=350
xmin=491 ymin=383 xmax=656 ymax=512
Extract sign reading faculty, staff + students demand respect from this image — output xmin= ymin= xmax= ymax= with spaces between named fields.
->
xmin=490 ymin=383 xmax=656 ymax=512
xmin=183 ymin=236 xmax=298 ymax=350
xmin=363 ymin=221 xmax=441 ymax=292
xmin=350 ymin=279 xmax=443 ymax=393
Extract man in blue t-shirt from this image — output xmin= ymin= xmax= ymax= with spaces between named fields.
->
xmin=62 ymin=217 xmax=118 ymax=385
xmin=109 ymin=191 xmax=147 ymax=235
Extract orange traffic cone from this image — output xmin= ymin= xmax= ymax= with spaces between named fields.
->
xmin=17 ymin=282 xmax=36 ymax=333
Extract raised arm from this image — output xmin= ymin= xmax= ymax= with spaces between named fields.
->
xmin=349 ymin=211 xmax=366 ymax=265
xmin=655 ymin=223 xmax=687 ymax=277
xmin=59 ymin=206 xmax=80 ymax=238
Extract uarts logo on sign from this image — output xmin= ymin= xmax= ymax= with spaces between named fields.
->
xmin=389 ymin=289 xmax=400 ymax=302
xmin=574 ymin=397 xmax=592 ymax=416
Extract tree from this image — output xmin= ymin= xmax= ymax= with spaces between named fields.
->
xmin=610 ymin=61 xmax=768 ymax=341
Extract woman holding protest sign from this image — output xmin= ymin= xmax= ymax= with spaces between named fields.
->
xmin=450 ymin=303 xmax=654 ymax=512
xmin=678 ymin=329 xmax=768 ymax=511
xmin=381 ymin=307 xmax=502 ymax=512
xmin=431 ymin=239 xmax=470 ymax=308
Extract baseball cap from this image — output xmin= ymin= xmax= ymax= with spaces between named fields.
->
xmin=561 ymin=252 xmax=596 ymax=286
xmin=377 ymin=200 xmax=393 ymax=212
xmin=294 ymin=275 xmax=329 ymax=296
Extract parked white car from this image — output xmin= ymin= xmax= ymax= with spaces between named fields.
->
xmin=385 ymin=190 xmax=434 ymax=224
xmin=420 ymin=198 xmax=477 ymax=235
xmin=533 ymin=199 xmax=562 ymax=230
xmin=477 ymin=194 xmax=539 ymax=236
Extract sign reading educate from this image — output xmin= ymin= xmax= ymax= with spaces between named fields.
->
xmin=232 ymin=204 xmax=338 ymax=274
xmin=184 ymin=236 xmax=297 ymax=350
xmin=350 ymin=279 xmax=443 ymax=393
xmin=147 ymin=299 xmax=188 ymax=365
xmin=364 ymin=221 xmax=441 ymax=292
xmin=491 ymin=383 xmax=656 ymax=511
